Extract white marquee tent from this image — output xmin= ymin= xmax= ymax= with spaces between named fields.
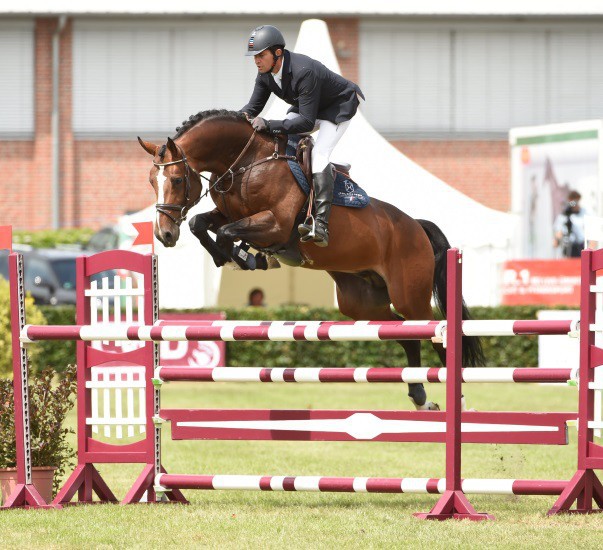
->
xmin=123 ymin=18 xmax=517 ymax=308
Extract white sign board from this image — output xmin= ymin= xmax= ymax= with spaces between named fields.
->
xmin=510 ymin=120 xmax=603 ymax=259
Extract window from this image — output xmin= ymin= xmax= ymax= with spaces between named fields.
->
xmin=360 ymin=21 xmax=603 ymax=136
xmin=72 ymin=19 xmax=301 ymax=136
xmin=0 ymin=22 xmax=34 ymax=136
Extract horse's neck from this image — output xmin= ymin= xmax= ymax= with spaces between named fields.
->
xmin=186 ymin=121 xmax=259 ymax=174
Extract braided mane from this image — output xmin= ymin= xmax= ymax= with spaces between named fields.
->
xmin=173 ymin=109 xmax=248 ymax=139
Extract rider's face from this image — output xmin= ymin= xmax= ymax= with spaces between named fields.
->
xmin=254 ymin=49 xmax=281 ymax=74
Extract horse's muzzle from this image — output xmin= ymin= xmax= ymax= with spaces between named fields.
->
xmin=155 ymin=222 xmax=180 ymax=248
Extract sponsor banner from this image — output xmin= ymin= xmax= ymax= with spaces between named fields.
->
xmin=501 ymin=259 xmax=580 ymax=306
xmin=92 ymin=312 xmax=226 ymax=368
xmin=159 ymin=313 xmax=226 ymax=368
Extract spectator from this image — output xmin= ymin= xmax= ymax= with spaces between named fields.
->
xmin=553 ymin=190 xmax=586 ymax=258
xmin=248 ymin=288 xmax=265 ymax=307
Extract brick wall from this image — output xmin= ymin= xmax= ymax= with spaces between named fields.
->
xmin=326 ymin=18 xmax=359 ymax=84
xmin=2 ymin=16 xmax=512 ymax=231
xmin=391 ymin=140 xmax=511 ymax=212
xmin=74 ymin=140 xmax=155 ymax=227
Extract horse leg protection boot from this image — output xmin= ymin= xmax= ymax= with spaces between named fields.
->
xmin=298 ymin=164 xmax=335 ymax=247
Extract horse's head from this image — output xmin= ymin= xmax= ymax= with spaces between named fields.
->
xmin=138 ymin=136 xmax=202 ymax=247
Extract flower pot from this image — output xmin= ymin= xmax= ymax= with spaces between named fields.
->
xmin=0 ymin=466 xmax=57 ymax=505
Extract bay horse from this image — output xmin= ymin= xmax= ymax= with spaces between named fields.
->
xmin=138 ymin=109 xmax=484 ymax=410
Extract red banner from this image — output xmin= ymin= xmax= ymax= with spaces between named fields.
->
xmin=501 ymin=259 xmax=581 ymax=306
xmin=0 ymin=225 xmax=12 ymax=252
xmin=158 ymin=313 xmax=226 ymax=368
xmin=93 ymin=312 xmax=226 ymax=367
xmin=132 ymin=221 xmax=154 ymax=253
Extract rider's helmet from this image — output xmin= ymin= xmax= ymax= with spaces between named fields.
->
xmin=245 ymin=25 xmax=285 ymax=56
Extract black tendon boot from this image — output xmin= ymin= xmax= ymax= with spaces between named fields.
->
xmin=298 ymin=164 xmax=335 ymax=247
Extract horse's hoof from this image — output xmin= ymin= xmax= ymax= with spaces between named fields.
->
xmin=254 ymin=254 xmax=281 ymax=270
xmin=255 ymin=254 xmax=269 ymax=270
xmin=408 ymin=396 xmax=440 ymax=411
xmin=265 ymin=255 xmax=281 ymax=269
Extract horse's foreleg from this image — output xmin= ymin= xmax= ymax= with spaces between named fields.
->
xmin=189 ymin=210 xmax=233 ymax=267
xmin=216 ymin=210 xmax=288 ymax=252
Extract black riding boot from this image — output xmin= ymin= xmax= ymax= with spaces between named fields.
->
xmin=298 ymin=164 xmax=334 ymax=247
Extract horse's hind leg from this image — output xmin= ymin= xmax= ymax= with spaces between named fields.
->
xmin=384 ymin=261 xmax=442 ymax=410
xmin=330 ymin=271 xmax=438 ymax=410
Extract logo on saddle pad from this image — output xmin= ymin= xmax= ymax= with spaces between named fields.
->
xmin=344 ymin=180 xmax=354 ymax=194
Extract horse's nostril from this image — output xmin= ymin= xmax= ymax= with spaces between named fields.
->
xmin=165 ymin=231 xmax=173 ymax=243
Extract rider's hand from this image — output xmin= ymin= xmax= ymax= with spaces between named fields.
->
xmin=251 ymin=117 xmax=269 ymax=132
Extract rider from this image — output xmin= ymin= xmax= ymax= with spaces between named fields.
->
xmin=240 ymin=25 xmax=365 ymax=247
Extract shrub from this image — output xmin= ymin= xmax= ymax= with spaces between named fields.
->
xmin=0 ymin=277 xmax=47 ymax=376
xmin=13 ymin=228 xmax=94 ymax=249
xmin=0 ymin=364 xmax=77 ymax=496
xmin=32 ymin=304 xmax=566 ymax=373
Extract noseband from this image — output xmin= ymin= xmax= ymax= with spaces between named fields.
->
xmin=153 ymin=143 xmax=202 ymax=226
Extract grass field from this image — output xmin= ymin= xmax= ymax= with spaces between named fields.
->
xmin=2 ymin=380 xmax=603 ymax=548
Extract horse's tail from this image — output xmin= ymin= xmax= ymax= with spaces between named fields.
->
xmin=417 ymin=219 xmax=485 ymax=368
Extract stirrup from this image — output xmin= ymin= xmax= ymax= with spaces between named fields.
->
xmin=299 ymin=215 xmax=316 ymax=242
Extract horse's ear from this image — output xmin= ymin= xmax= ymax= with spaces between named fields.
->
xmin=137 ymin=136 xmax=158 ymax=156
xmin=166 ymin=137 xmax=180 ymax=159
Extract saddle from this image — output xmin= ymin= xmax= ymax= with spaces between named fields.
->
xmin=294 ymin=136 xmax=352 ymax=182
xmin=230 ymin=136 xmax=359 ymax=272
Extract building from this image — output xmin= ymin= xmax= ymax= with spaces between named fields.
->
xmin=2 ymin=2 xmax=603 ymax=230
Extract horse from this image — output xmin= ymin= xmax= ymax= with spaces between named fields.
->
xmin=138 ymin=109 xmax=484 ymax=410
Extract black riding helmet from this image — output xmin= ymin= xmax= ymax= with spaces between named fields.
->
xmin=245 ymin=25 xmax=285 ymax=56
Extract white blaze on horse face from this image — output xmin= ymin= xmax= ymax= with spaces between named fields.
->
xmin=156 ymin=166 xmax=167 ymax=226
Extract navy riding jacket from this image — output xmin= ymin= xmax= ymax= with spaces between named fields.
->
xmin=240 ymin=50 xmax=365 ymax=135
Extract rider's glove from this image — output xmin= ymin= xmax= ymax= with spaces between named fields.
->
xmin=251 ymin=117 xmax=270 ymax=132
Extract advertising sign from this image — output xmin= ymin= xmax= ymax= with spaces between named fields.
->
xmin=92 ymin=312 xmax=226 ymax=367
xmin=158 ymin=313 xmax=226 ymax=368
xmin=501 ymin=259 xmax=580 ymax=306
xmin=510 ymin=120 xmax=603 ymax=259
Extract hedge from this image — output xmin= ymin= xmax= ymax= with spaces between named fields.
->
xmin=13 ymin=228 xmax=94 ymax=249
xmin=31 ymin=304 xmax=574 ymax=374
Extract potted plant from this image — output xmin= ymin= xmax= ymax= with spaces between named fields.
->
xmin=0 ymin=364 xmax=77 ymax=504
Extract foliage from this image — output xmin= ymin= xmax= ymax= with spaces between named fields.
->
xmin=13 ymin=228 xmax=94 ymax=249
xmin=183 ymin=305 xmax=560 ymax=369
xmin=32 ymin=304 xmax=572 ymax=373
xmin=0 ymin=364 xmax=77 ymax=496
xmin=0 ymin=277 xmax=47 ymax=376
xmin=36 ymin=307 xmax=76 ymax=375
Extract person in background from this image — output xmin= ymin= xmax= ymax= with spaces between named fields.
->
xmin=553 ymin=190 xmax=586 ymax=258
xmin=248 ymin=288 xmax=266 ymax=307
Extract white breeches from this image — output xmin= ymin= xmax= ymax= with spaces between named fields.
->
xmin=285 ymin=112 xmax=351 ymax=173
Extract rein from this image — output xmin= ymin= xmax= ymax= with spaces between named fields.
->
xmin=154 ymin=128 xmax=297 ymax=225
xmin=209 ymin=131 xmax=297 ymax=196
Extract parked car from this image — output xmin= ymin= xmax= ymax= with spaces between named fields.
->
xmin=0 ymin=249 xmax=116 ymax=306
xmin=84 ymin=225 xmax=132 ymax=252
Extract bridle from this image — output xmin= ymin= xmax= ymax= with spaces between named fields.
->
xmin=153 ymin=129 xmax=296 ymax=226
xmin=153 ymin=143 xmax=202 ymax=226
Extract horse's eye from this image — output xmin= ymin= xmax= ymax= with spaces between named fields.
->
xmin=172 ymin=177 xmax=183 ymax=185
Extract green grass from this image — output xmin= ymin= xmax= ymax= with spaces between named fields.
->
xmin=1 ymin=382 xmax=602 ymax=549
